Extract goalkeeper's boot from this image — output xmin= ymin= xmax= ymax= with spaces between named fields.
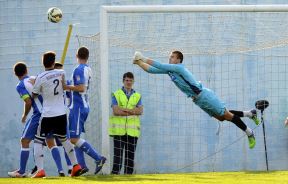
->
xmin=8 ymin=169 xmax=26 ymax=178
xmin=248 ymin=133 xmax=256 ymax=149
xmin=31 ymin=169 xmax=46 ymax=178
xmin=250 ymin=109 xmax=260 ymax=125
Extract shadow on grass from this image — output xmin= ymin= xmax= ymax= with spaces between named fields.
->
xmin=243 ymin=170 xmax=281 ymax=175
xmin=66 ymin=174 xmax=170 ymax=182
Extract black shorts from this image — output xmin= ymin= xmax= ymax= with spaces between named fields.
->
xmin=39 ymin=114 xmax=67 ymax=140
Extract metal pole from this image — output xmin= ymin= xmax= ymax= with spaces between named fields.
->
xmin=60 ymin=24 xmax=73 ymax=65
xmin=261 ymin=110 xmax=269 ymax=171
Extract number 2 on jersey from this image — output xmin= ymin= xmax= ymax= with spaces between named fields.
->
xmin=53 ymin=79 xmax=59 ymax=95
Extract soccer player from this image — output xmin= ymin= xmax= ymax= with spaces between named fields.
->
xmin=32 ymin=51 xmax=82 ymax=177
xmin=29 ymin=61 xmax=73 ymax=177
xmin=8 ymin=62 xmax=44 ymax=177
xmin=133 ymin=51 xmax=260 ymax=149
xmin=65 ymin=47 xmax=106 ymax=174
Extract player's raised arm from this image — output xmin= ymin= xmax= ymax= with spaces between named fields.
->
xmin=133 ymin=51 xmax=182 ymax=73
xmin=133 ymin=52 xmax=167 ymax=74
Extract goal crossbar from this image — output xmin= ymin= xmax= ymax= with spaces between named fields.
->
xmin=102 ymin=5 xmax=288 ymax=13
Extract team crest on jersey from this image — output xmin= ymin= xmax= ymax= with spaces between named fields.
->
xmin=168 ymin=72 xmax=176 ymax=81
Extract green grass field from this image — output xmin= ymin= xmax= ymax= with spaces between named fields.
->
xmin=0 ymin=171 xmax=287 ymax=184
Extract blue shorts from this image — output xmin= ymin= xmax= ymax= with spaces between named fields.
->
xmin=69 ymin=106 xmax=89 ymax=138
xmin=193 ymin=88 xmax=226 ymax=117
xmin=21 ymin=113 xmax=41 ymax=140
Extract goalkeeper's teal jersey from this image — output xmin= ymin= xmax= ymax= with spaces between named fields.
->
xmin=147 ymin=61 xmax=203 ymax=98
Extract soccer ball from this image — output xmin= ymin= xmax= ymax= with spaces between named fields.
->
xmin=47 ymin=7 xmax=62 ymax=23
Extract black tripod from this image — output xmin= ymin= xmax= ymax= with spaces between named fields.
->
xmin=255 ymin=100 xmax=269 ymax=171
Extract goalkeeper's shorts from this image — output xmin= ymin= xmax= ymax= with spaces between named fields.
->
xmin=193 ymin=88 xmax=226 ymax=117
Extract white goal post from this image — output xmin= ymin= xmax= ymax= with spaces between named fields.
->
xmin=99 ymin=5 xmax=288 ymax=174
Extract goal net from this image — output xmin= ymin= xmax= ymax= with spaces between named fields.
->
xmin=77 ymin=5 xmax=288 ymax=174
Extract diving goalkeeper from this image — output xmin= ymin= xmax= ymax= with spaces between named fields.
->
xmin=133 ymin=51 xmax=259 ymax=149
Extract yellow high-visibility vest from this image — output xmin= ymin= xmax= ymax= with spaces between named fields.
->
xmin=109 ymin=89 xmax=141 ymax=137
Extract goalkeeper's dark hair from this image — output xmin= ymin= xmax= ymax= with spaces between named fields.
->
xmin=13 ymin=62 xmax=27 ymax=77
xmin=77 ymin=46 xmax=89 ymax=60
xmin=123 ymin=72 xmax=134 ymax=81
xmin=172 ymin=50 xmax=184 ymax=63
xmin=42 ymin=51 xmax=56 ymax=68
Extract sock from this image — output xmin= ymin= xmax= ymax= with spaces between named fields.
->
xmin=50 ymin=146 xmax=63 ymax=173
xmin=230 ymin=110 xmax=244 ymax=117
xmin=34 ymin=142 xmax=44 ymax=170
xmin=230 ymin=115 xmax=247 ymax=131
xmin=75 ymin=146 xmax=88 ymax=169
xmin=19 ymin=147 xmax=30 ymax=174
xmin=76 ymin=138 xmax=102 ymax=161
xmin=64 ymin=148 xmax=72 ymax=169
xmin=245 ymin=127 xmax=253 ymax=136
xmin=61 ymin=139 xmax=77 ymax=165
xmin=243 ymin=111 xmax=253 ymax=118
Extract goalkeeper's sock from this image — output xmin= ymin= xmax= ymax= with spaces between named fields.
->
xmin=245 ymin=127 xmax=253 ymax=136
xmin=230 ymin=110 xmax=254 ymax=118
xmin=230 ymin=115 xmax=247 ymax=131
xmin=230 ymin=110 xmax=244 ymax=117
xmin=243 ymin=111 xmax=253 ymax=118
xmin=19 ymin=147 xmax=30 ymax=174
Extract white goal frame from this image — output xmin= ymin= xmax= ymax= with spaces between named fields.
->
xmin=99 ymin=5 xmax=288 ymax=174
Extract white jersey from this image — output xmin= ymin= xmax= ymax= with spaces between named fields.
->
xmin=33 ymin=69 xmax=66 ymax=117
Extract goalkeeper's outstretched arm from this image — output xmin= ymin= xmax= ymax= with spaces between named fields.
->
xmin=133 ymin=52 xmax=167 ymax=74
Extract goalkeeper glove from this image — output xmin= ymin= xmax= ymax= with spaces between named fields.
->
xmin=133 ymin=51 xmax=148 ymax=62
